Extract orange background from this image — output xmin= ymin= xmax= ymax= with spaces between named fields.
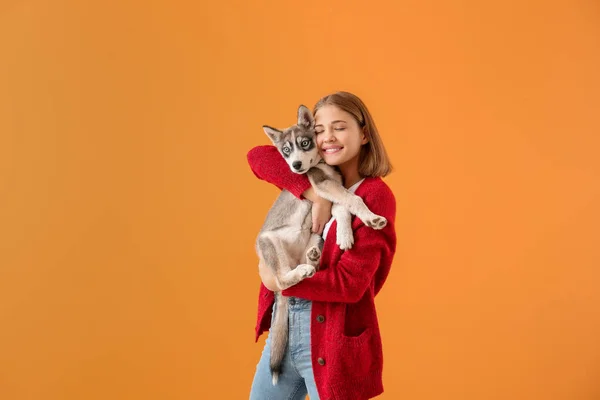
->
xmin=1 ymin=1 xmax=599 ymax=399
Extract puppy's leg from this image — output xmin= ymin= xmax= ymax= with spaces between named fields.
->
xmin=258 ymin=258 xmax=279 ymax=292
xmin=304 ymin=233 xmax=324 ymax=270
xmin=258 ymin=235 xmax=315 ymax=290
xmin=332 ymin=203 xmax=354 ymax=250
xmin=277 ymin=263 xmax=316 ymax=290
xmin=308 ymin=170 xmax=387 ymax=229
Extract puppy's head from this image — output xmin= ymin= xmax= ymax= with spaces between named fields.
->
xmin=263 ymin=105 xmax=321 ymax=174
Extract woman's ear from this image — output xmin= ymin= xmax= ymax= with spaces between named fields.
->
xmin=361 ymin=128 xmax=369 ymax=144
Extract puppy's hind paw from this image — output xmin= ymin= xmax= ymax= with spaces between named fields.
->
xmin=297 ymin=264 xmax=316 ymax=279
xmin=306 ymin=246 xmax=321 ymax=263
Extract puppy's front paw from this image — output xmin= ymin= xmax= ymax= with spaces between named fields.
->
xmin=337 ymin=231 xmax=354 ymax=250
xmin=365 ymin=215 xmax=387 ymax=230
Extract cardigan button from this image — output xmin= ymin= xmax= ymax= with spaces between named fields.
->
xmin=317 ymin=357 xmax=325 ymax=366
xmin=316 ymin=315 xmax=325 ymax=323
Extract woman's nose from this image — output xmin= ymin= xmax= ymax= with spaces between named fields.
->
xmin=321 ymin=128 xmax=334 ymax=142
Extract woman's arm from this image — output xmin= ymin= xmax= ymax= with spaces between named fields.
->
xmin=281 ymin=188 xmax=397 ymax=303
xmin=247 ymin=145 xmax=312 ymax=199
xmin=247 ymin=145 xmax=332 ymax=233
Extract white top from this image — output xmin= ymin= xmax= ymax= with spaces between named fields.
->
xmin=322 ymin=178 xmax=365 ymax=240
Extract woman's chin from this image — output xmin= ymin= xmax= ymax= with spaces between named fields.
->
xmin=322 ymin=152 xmax=344 ymax=165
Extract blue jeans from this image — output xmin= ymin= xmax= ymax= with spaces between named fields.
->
xmin=250 ymin=296 xmax=320 ymax=400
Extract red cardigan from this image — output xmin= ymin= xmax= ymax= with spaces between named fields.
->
xmin=248 ymin=145 xmax=397 ymax=400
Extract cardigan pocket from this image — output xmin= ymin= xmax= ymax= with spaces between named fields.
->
xmin=332 ymin=327 xmax=376 ymax=383
xmin=340 ymin=326 xmax=372 ymax=347
xmin=342 ymin=301 xmax=372 ymax=340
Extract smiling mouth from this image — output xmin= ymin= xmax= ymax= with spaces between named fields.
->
xmin=323 ymin=147 xmax=343 ymax=154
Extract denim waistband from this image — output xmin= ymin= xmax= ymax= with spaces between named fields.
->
xmin=287 ymin=296 xmax=311 ymax=311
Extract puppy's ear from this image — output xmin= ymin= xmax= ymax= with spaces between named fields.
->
xmin=297 ymin=105 xmax=314 ymax=129
xmin=263 ymin=125 xmax=283 ymax=143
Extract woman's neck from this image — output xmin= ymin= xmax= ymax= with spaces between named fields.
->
xmin=338 ymin=157 xmax=362 ymax=189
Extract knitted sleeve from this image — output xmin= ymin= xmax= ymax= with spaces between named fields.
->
xmin=247 ymin=145 xmax=312 ymax=199
xmin=282 ymin=185 xmax=397 ymax=303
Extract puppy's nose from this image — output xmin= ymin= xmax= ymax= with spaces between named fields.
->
xmin=292 ymin=161 xmax=302 ymax=170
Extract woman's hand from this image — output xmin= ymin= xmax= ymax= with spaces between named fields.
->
xmin=312 ymin=198 xmax=332 ymax=235
xmin=303 ymin=187 xmax=332 ymax=235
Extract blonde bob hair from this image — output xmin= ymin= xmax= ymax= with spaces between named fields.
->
xmin=313 ymin=91 xmax=392 ymax=177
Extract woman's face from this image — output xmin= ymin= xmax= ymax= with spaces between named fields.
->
xmin=314 ymin=104 xmax=367 ymax=167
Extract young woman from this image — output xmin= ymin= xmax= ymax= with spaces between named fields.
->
xmin=248 ymin=91 xmax=397 ymax=400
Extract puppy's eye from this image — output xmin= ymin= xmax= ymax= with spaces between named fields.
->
xmin=282 ymin=147 xmax=291 ymax=155
xmin=301 ymin=140 xmax=310 ymax=147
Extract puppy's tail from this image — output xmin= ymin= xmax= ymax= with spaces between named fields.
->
xmin=270 ymin=293 xmax=289 ymax=385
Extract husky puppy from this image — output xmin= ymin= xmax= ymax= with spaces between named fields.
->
xmin=256 ymin=105 xmax=387 ymax=385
